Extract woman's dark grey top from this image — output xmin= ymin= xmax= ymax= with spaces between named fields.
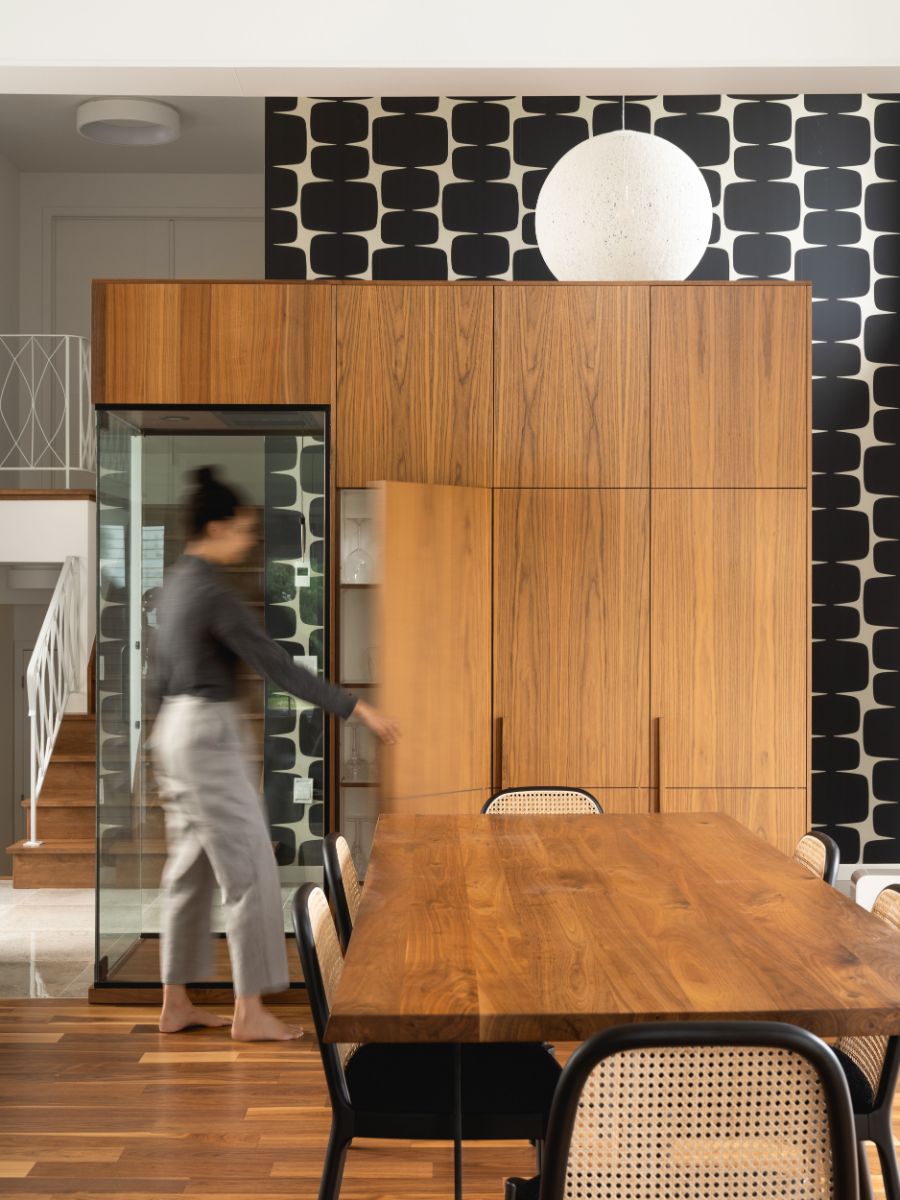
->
xmin=150 ymin=555 xmax=356 ymax=719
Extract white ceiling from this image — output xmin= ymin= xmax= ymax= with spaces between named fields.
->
xmin=0 ymin=95 xmax=263 ymax=172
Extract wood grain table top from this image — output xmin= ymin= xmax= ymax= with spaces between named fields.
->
xmin=325 ymin=812 xmax=900 ymax=1044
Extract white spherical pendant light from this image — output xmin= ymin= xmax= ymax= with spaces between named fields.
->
xmin=535 ymin=129 xmax=713 ymax=281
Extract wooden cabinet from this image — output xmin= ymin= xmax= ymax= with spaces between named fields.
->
xmin=92 ymin=281 xmax=334 ymax=407
xmin=660 ymin=790 xmax=807 ymax=857
xmin=651 ymin=489 xmax=808 ymax=790
xmin=651 ymin=284 xmax=808 ymax=487
xmin=494 ymin=489 xmax=650 ymax=791
xmin=494 ymin=285 xmax=649 ymax=486
xmin=336 ymin=284 xmax=493 ymax=487
xmin=378 ymin=482 xmax=492 ymax=810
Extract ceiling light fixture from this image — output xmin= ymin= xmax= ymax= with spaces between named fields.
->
xmin=76 ymin=98 xmax=181 ymax=146
xmin=535 ymin=99 xmax=712 ymax=281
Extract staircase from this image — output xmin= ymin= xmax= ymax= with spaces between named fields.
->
xmin=7 ymin=714 xmax=96 ymax=888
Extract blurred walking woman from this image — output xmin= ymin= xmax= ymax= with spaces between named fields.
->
xmin=150 ymin=467 xmax=398 ymax=1041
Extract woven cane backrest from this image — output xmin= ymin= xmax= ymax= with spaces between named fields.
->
xmin=834 ymin=884 xmax=900 ymax=1098
xmin=794 ymin=834 xmax=828 ymax=881
xmin=306 ymin=887 xmax=357 ymax=1068
xmin=483 ymin=789 xmax=601 ymax=815
xmin=335 ymin=834 xmax=362 ymax=925
xmin=562 ymin=1045 xmax=838 ymax=1199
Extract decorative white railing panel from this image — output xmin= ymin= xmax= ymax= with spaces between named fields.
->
xmin=25 ymin=556 xmax=82 ymax=846
xmin=0 ymin=335 xmax=94 ymax=483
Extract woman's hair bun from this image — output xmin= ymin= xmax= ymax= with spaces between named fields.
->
xmin=194 ymin=465 xmax=217 ymax=487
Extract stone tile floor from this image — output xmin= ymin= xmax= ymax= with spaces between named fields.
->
xmin=0 ymin=882 xmax=301 ymax=998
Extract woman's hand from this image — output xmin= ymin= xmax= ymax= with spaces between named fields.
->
xmin=354 ymin=699 xmax=401 ymax=745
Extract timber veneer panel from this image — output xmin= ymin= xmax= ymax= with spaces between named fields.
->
xmin=92 ymin=281 xmax=334 ymax=407
xmin=92 ymin=281 xmax=208 ymax=406
xmin=378 ymin=482 xmax=492 ymax=808
xmin=661 ymin=789 xmax=808 ymax=857
xmin=651 ymin=283 xmax=809 ymax=487
xmin=494 ymin=488 xmax=649 ymax=790
xmin=336 ymin=284 xmax=492 ymax=486
xmin=208 ymin=283 xmax=333 ymax=406
xmin=494 ymin=284 xmax=649 ymax=486
xmin=651 ymin=489 xmax=807 ymax=789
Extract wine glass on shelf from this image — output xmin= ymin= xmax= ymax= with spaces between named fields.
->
xmin=342 ymin=516 xmax=373 ymax=584
xmin=344 ymin=722 xmax=368 ymax=782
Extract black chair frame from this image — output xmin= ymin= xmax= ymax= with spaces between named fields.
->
xmin=481 ymin=786 xmax=603 ymax=814
xmin=805 ymin=829 xmax=842 ymax=886
xmin=292 ymin=884 xmax=553 ymax=1200
xmin=322 ymin=832 xmax=354 ymax=952
xmin=510 ymin=1021 xmax=860 ymax=1200
xmin=846 ymin=883 xmax=900 ymax=1200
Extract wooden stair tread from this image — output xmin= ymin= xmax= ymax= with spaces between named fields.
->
xmin=50 ymin=753 xmax=95 ymax=763
xmin=22 ymin=794 xmax=95 ymax=808
xmin=7 ymin=838 xmax=95 ymax=855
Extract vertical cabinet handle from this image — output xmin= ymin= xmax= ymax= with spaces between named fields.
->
xmin=655 ymin=717 xmax=663 ymax=814
xmin=494 ymin=717 xmax=504 ymax=793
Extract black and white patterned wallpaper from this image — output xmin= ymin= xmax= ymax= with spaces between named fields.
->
xmin=265 ymin=95 xmax=900 ymax=867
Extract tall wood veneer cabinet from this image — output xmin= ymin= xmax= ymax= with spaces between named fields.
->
xmin=93 ymin=279 xmax=811 ymax=856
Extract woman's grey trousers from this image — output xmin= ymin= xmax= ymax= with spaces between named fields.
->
xmin=151 ymin=695 xmax=289 ymax=997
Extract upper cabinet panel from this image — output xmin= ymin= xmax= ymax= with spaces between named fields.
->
xmin=92 ymin=281 xmax=334 ymax=407
xmin=494 ymin=285 xmax=649 ymax=487
xmin=336 ymin=284 xmax=493 ymax=487
xmin=651 ymin=284 xmax=809 ymax=487
xmin=208 ymin=283 xmax=334 ymax=406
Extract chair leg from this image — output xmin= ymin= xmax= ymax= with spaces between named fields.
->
xmin=876 ymin=1133 xmax=900 ymax=1200
xmin=318 ymin=1122 xmax=351 ymax=1200
xmin=859 ymin=1139 xmax=875 ymax=1200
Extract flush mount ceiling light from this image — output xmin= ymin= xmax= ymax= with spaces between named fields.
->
xmin=76 ymin=98 xmax=181 ymax=146
xmin=535 ymin=122 xmax=712 ymax=281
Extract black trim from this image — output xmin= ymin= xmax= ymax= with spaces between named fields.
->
xmin=528 ymin=1021 xmax=860 ymax=1200
xmin=482 ymin=786 xmax=603 ymax=814
xmin=323 ymin=832 xmax=354 ymax=952
xmin=805 ymin=829 xmax=842 ymax=886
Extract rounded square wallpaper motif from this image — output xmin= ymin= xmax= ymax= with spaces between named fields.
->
xmin=266 ymin=95 xmax=900 ymax=866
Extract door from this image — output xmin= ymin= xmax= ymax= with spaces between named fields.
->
xmin=494 ymin=284 xmax=649 ymax=487
xmin=336 ymin=285 xmax=493 ymax=487
xmin=651 ymin=284 xmax=809 ymax=487
xmin=651 ymin=489 xmax=808 ymax=793
xmin=378 ymin=482 xmax=492 ymax=813
xmin=493 ymin=489 xmax=650 ymax=796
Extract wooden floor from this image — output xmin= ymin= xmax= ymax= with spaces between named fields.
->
xmin=0 ymin=998 xmax=895 ymax=1199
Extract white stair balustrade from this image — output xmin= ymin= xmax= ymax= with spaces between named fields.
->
xmin=0 ymin=334 xmax=94 ymax=484
xmin=24 ymin=557 xmax=83 ymax=846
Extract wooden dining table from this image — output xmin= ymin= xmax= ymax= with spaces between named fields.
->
xmin=325 ymin=811 xmax=900 ymax=1196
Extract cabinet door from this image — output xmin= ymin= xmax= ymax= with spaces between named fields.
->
xmin=651 ymin=489 xmax=807 ymax=789
xmin=93 ymin=281 xmax=209 ymax=406
xmin=494 ymin=489 xmax=650 ymax=790
xmin=378 ymin=482 xmax=492 ymax=810
xmin=209 ymin=283 xmax=334 ymax=406
xmin=336 ymin=285 xmax=493 ymax=487
xmin=661 ymin=790 xmax=808 ymax=856
xmin=651 ymin=284 xmax=809 ymax=487
xmin=494 ymin=285 xmax=649 ymax=486
xmin=93 ymin=281 xmax=334 ymax=407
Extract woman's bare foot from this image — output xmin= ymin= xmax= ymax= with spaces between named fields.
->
xmin=158 ymin=988 xmax=230 ymax=1036
xmin=231 ymin=995 xmax=303 ymax=1042
xmin=159 ymin=1005 xmax=232 ymax=1033
xmin=159 ymin=983 xmax=231 ymax=1034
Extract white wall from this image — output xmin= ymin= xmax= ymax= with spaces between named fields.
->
xmin=0 ymin=149 xmax=18 ymax=334
xmin=0 ymin=499 xmax=95 ymax=713
xmin=18 ymin=171 xmax=263 ymax=334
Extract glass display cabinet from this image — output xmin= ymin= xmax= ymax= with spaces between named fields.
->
xmin=94 ymin=407 xmax=331 ymax=993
